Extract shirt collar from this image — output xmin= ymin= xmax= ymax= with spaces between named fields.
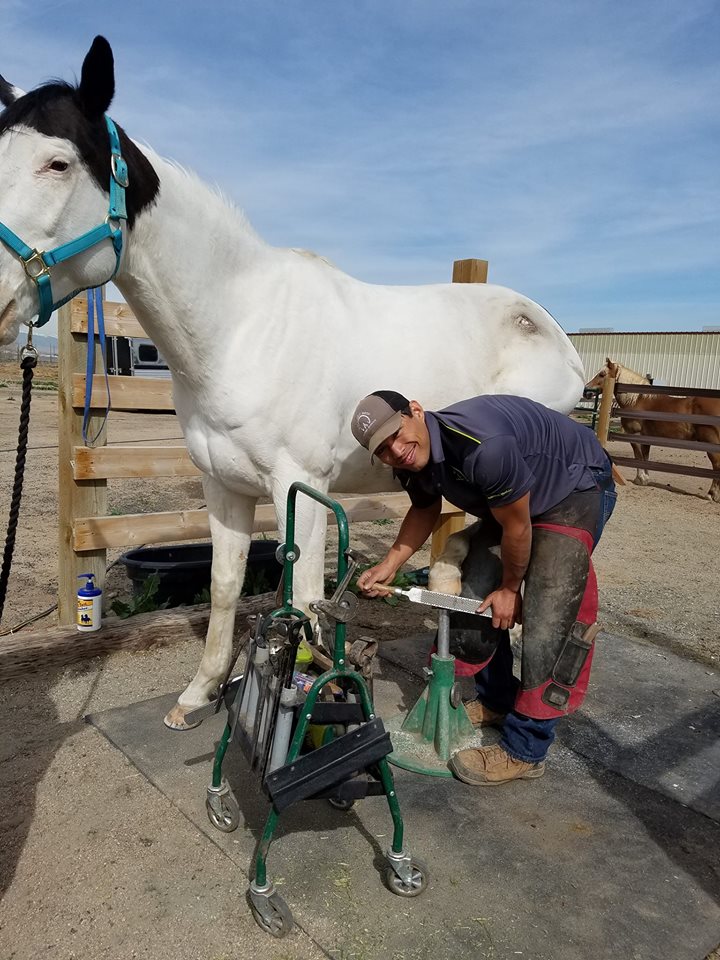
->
xmin=424 ymin=411 xmax=446 ymax=464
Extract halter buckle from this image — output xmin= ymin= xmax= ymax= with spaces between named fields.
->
xmin=23 ymin=250 xmax=50 ymax=280
xmin=111 ymin=153 xmax=130 ymax=188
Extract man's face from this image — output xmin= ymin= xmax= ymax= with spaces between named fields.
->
xmin=374 ymin=402 xmax=431 ymax=471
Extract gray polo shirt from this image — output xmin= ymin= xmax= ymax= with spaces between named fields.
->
xmin=398 ymin=395 xmax=608 ymax=519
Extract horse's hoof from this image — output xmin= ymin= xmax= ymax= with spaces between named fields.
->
xmin=163 ymin=703 xmax=203 ymax=731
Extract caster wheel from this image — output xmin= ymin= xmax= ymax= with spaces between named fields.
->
xmin=328 ymin=797 xmax=355 ymax=811
xmin=250 ymin=891 xmax=294 ymax=938
xmin=385 ymin=857 xmax=429 ymax=897
xmin=206 ymin=789 xmax=240 ymax=832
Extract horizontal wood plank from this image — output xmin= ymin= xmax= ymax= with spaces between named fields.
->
xmin=70 ymin=297 xmax=147 ymax=339
xmin=608 ymin=431 xmax=720 ymax=454
xmin=75 ymin=509 xmax=213 ymax=550
xmin=74 ymin=445 xmax=200 ymax=479
xmin=72 ymin=492 xmax=454 ymax=551
xmin=72 ymin=373 xmax=175 ymax=411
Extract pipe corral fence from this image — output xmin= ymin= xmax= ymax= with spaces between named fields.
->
xmin=56 ymin=258 xmax=492 ymax=626
xmin=594 ymin=374 xmax=720 ymax=483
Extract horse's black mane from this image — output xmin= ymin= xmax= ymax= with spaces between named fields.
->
xmin=0 ymin=81 xmax=75 ymax=136
xmin=0 ymin=80 xmax=159 ymax=228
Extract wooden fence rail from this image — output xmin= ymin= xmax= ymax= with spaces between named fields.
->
xmin=56 ymin=258 xmax=489 ymax=624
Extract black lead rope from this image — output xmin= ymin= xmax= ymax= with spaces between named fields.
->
xmin=0 ymin=345 xmax=38 ymax=625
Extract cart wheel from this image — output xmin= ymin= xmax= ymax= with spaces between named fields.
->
xmin=385 ymin=857 xmax=429 ymax=897
xmin=206 ymin=790 xmax=240 ymax=832
xmin=250 ymin=891 xmax=294 ymax=938
xmin=328 ymin=797 xmax=355 ymax=811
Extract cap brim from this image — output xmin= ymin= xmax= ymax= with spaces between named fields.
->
xmin=368 ymin=411 xmax=403 ymax=459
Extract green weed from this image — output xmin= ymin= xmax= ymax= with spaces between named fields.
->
xmin=111 ymin=573 xmax=169 ymax=619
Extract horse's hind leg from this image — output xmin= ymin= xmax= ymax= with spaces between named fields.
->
xmin=631 ymin=441 xmax=650 ymax=485
xmin=164 ymin=478 xmax=257 ymax=730
xmin=707 ymin=451 xmax=720 ymax=502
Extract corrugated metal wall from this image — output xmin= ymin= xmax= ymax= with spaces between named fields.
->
xmin=568 ymin=332 xmax=720 ymax=389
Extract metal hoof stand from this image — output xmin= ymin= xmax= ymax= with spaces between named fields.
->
xmin=385 ymin=609 xmax=480 ymax=778
xmin=205 ymin=482 xmax=428 ymax=937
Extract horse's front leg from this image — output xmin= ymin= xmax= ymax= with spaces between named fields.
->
xmin=630 ymin=441 xmax=650 ymax=485
xmin=164 ymin=477 xmax=257 ymax=730
xmin=272 ymin=467 xmax=328 ymax=630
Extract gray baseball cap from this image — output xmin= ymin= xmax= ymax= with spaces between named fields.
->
xmin=351 ymin=390 xmax=411 ymax=458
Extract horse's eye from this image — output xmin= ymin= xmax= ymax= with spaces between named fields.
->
xmin=49 ymin=159 xmax=69 ymax=172
xmin=516 ymin=314 xmax=536 ymax=332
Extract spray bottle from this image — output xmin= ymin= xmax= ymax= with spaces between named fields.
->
xmin=77 ymin=573 xmax=102 ymax=632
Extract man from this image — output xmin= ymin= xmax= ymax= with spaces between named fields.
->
xmin=351 ymin=390 xmax=616 ymax=785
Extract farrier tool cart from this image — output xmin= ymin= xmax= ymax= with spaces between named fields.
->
xmin=201 ymin=482 xmax=428 ymax=937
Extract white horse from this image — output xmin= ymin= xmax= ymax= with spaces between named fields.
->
xmin=0 ymin=37 xmax=585 ymax=729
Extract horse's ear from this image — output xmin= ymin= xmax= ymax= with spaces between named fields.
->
xmin=78 ymin=36 xmax=115 ymax=118
xmin=605 ymin=357 xmax=611 ymax=366
xmin=0 ymin=76 xmax=23 ymax=107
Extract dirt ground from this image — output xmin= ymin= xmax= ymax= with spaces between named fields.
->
xmin=1 ymin=365 xmax=718 ymax=665
xmin=1 ymin=367 xmax=719 ymax=959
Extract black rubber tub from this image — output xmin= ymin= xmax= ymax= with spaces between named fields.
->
xmin=118 ymin=539 xmax=282 ymax=607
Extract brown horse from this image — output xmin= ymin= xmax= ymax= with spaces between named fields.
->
xmin=587 ymin=359 xmax=720 ymax=502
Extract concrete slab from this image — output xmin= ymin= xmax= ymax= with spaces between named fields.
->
xmin=380 ymin=628 xmax=720 ymax=823
xmin=561 ymin=633 xmax=720 ymax=822
xmin=88 ymin=642 xmax=720 ymax=960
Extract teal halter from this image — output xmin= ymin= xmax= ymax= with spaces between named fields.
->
xmin=0 ymin=115 xmax=128 ymax=328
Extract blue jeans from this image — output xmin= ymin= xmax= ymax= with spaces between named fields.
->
xmin=590 ymin=456 xmax=617 ymax=549
xmin=475 ymin=459 xmax=617 ymax=763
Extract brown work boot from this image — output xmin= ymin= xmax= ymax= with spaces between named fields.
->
xmin=449 ymin=744 xmax=545 ymax=786
xmin=462 ymin=698 xmax=506 ymax=729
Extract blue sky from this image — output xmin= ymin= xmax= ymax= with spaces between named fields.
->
xmin=2 ymin=0 xmax=718 ymax=336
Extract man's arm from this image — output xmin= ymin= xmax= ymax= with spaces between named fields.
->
xmin=356 ymin=499 xmax=442 ymax=597
xmin=477 ymin=492 xmax=532 ymax=629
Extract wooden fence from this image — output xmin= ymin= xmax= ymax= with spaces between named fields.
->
xmin=595 ymin=375 xmax=720 ymax=482
xmin=56 ymin=259 xmax=489 ymax=624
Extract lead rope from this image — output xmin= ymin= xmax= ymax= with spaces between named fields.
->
xmin=0 ymin=327 xmax=39 ymax=625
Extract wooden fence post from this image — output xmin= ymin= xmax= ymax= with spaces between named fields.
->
xmin=429 ymin=259 xmax=489 ymax=560
xmin=57 ymin=300 xmax=108 ymax=624
xmin=595 ymin=375 xmax=616 ymax=448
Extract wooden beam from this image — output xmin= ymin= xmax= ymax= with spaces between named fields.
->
xmin=596 ymin=375 xmax=616 ymax=447
xmin=74 ymin=509 xmax=213 ymax=551
xmin=428 ymin=258 xmax=489 ymax=558
xmin=0 ymin=595 xmax=274 ymax=680
xmin=57 ymin=303 xmax=107 ymax=625
xmin=70 ymin=297 xmax=146 ymax=339
xmin=74 ymin=445 xmax=201 ymax=480
xmin=71 ymin=493 xmax=455 ymax=552
xmin=452 ymin=259 xmax=489 ymax=284
xmin=72 ymin=373 xmax=175 ymax=411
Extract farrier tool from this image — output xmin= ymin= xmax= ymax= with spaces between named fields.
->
xmin=387 ymin=585 xmax=493 ymax=618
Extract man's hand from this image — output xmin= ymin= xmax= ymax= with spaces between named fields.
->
xmin=356 ymin=560 xmax=399 ymax=598
xmin=477 ymin=587 xmax=522 ymax=630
